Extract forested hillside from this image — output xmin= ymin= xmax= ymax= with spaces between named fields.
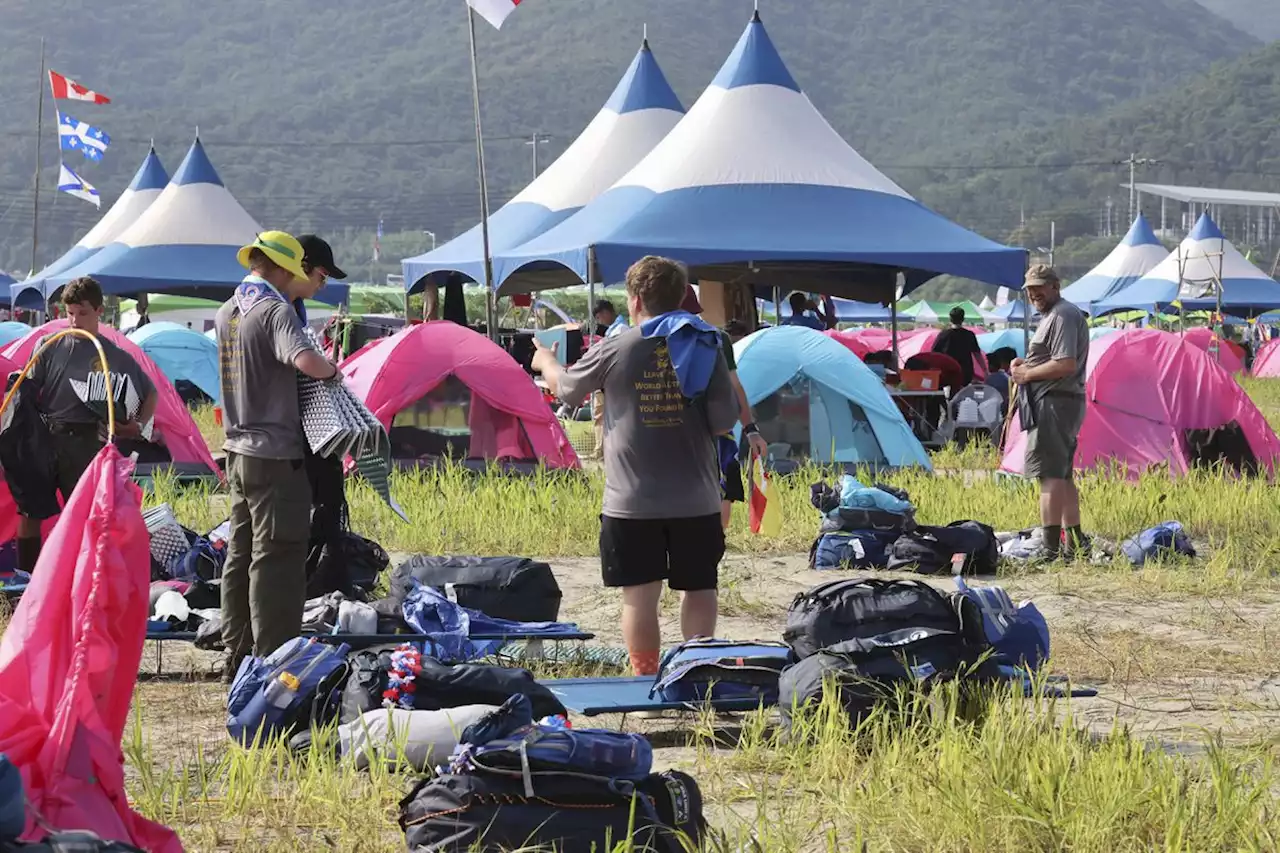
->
xmin=0 ymin=0 xmax=1260 ymax=278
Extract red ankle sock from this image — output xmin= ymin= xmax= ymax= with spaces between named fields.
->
xmin=629 ymin=649 xmax=661 ymax=677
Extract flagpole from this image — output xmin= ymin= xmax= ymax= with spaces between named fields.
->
xmin=466 ymin=5 xmax=498 ymax=341
xmin=30 ymin=37 xmax=46 ymax=278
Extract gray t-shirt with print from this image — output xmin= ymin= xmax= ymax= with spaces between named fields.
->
xmin=557 ymin=327 xmax=739 ymax=520
xmin=1025 ymin=297 xmax=1090 ymax=395
xmin=216 ymin=293 xmax=316 ymax=459
xmin=28 ymin=334 xmax=155 ymax=425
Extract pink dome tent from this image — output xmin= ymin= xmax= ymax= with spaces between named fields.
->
xmin=340 ymin=322 xmax=579 ymax=470
xmin=1253 ymin=338 xmax=1280 ymax=377
xmin=1180 ymin=327 xmax=1245 ymax=375
xmin=1001 ymin=329 xmax=1280 ymax=478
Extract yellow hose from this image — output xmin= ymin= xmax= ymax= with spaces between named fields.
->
xmin=0 ymin=327 xmax=117 ymax=441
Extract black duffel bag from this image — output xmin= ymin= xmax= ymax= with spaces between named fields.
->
xmin=339 ymin=647 xmax=567 ymax=725
xmin=885 ymin=521 xmax=1000 ymax=576
xmin=778 ymin=628 xmax=997 ymax=733
xmin=783 ymin=578 xmax=961 ymax=661
xmin=305 ymin=531 xmax=389 ymax=601
xmin=400 ymin=769 xmax=705 ymax=853
xmin=389 ymin=555 xmax=562 ymax=622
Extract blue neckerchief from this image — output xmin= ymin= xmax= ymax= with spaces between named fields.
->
xmin=233 ymin=274 xmax=287 ymax=315
xmin=639 ymin=310 xmax=721 ymax=398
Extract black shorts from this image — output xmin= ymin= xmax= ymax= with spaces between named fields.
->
xmin=722 ymin=458 xmax=745 ymax=503
xmin=599 ymin=514 xmax=725 ymax=591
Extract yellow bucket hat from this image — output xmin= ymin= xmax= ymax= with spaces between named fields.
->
xmin=237 ymin=231 xmax=309 ymax=283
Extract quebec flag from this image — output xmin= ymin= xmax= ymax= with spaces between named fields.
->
xmin=57 ymin=163 xmax=101 ymax=207
xmin=58 ymin=110 xmax=110 ymax=162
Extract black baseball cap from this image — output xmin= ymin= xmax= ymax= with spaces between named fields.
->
xmin=297 ymin=234 xmax=348 ymax=280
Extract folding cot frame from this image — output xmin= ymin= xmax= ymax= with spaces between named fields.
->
xmin=142 ymin=630 xmax=597 ymax=676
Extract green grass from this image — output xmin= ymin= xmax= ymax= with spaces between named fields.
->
xmin=121 ymin=396 xmax=1280 ymax=850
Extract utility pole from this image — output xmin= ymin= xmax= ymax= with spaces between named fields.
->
xmin=526 ymin=132 xmax=551 ymax=178
xmin=1118 ymin=152 xmax=1160 ymax=224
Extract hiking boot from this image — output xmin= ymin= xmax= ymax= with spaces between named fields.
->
xmin=1063 ymin=531 xmax=1093 ymax=562
xmin=221 ymin=653 xmax=246 ymax=686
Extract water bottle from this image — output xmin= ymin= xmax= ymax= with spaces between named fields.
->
xmin=263 ymin=671 xmax=301 ymax=711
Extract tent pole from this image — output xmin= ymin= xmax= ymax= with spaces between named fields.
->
xmin=772 ymin=286 xmax=780 ymax=326
xmin=465 ymin=5 xmax=498 ymax=342
xmin=890 ymin=298 xmax=899 ymax=368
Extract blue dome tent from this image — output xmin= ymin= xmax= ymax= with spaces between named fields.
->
xmin=403 ymin=38 xmax=684 ymax=293
xmin=12 ymin=148 xmax=169 ymax=310
xmin=44 ymin=138 xmax=348 ymax=305
xmin=976 ymin=328 xmax=1026 ymax=358
xmin=494 ymin=11 xmax=1025 ymax=299
xmin=0 ymin=322 xmax=30 ymax=347
xmin=732 ymin=325 xmax=930 ymax=470
xmin=1060 ymin=214 xmax=1168 ymax=311
xmin=127 ymin=321 xmax=221 ymax=405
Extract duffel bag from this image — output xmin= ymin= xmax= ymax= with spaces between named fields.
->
xmin=227 ymin=637 xmax=351 ymax=745
xmin=783 ymin=578 xmax=960 ymax=661
xmin=886 ymin=521 xmax=1000 ymax=576
xmin=650 ymin=638 xmax=791 ymax=704
xmin=390 ymin=555 xmax=562 ymax=623
xmin=779 ymin=628 xmax=995 ymax=732
xmin=808 ymin=531 xmax=897 ymax=570
xmin=1120 ymin=521 xmax=1196 ymax=567
xmin=456 ymin=694 xmax=651 ymax=780
xmin=338 ymin=647 xmax=567 ymax=725
xmin=399 ymin=770 xmax=704 ymax=853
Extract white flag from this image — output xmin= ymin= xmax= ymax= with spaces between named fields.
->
xmin=996 ymin=286 xmax=1010 ymax=307
xmin=467 ymin=0 xmax=521 ymax=29
xmin=57 ymin=162 xmax=100 ymax=207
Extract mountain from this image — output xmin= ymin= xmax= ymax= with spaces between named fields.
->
xmin=1198 ymin=1 xmax=1280 ymax=41
xmin=0 ymin=0 xmax=1258 ymax=277
xmin=914 ymin=39 xmax=1280 ymax=286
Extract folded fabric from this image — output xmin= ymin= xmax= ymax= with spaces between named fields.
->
xmin=639 ymin=311 xmax=721 ymax=399
xmin=402 ymin=582 xmax=582 ymax=662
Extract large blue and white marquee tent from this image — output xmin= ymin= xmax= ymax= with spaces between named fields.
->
xmin=494 ymin=11 xmax=1026 ymax=299
xmin=43 ymin=138 xmax=348 ymax=305
xmin=1060 ymin=214 xmax=1168 ymax=311
xmin=403 ymin=38 xmax=684 ymax=293
xmin=11 ymin=147 xmax=169 ymax=309
xmin=1093 ymin=213 xmax=1280 ymax=317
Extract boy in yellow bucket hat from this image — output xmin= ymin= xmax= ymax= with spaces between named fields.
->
xmin=215 ymin=230 xmax=342 ymax=683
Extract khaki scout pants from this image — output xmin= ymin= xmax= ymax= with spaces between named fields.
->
xmin=221 ymin=452 xmax=312 ymax=661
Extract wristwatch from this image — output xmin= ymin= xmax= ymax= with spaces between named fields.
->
xmin=743 ymin=422 xmax=761 ymax=437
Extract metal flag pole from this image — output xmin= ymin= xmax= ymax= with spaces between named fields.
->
xmin=30 ymin=38 xmax=47 ymax=279
xmin=466 ymin=6 xmax=498 ymax=342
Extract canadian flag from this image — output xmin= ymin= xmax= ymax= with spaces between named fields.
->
xmin=49 ymin=70 xmax=111 ymax=104
xmin=467 ymin=0 xmax=522 ymax=30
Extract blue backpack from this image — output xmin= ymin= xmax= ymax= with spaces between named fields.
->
xmin=226 ymin=637 xmax=351 ymax=745
xmin=951 ymin=578 xmax=1050 ymax=671
xmin=453 ymin=695 xmax=653 ymax=784
xmin=809 ymin=531 xmax=896 ymax=570
xmin=1121 ymin=522 xmax=1196 ymax=567
xmin=650 ymin=638 xmax=791 ymax=704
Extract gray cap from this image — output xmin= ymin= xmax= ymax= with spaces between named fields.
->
xmin=1023 ymin=264 xmax=1061 ymax=289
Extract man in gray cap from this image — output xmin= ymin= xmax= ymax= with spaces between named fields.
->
xmin=1011 ymin=264 xmax=1091 ymax=559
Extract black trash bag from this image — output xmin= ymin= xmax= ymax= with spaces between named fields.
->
xmin=305 ymin=531 xmax=389 ymax=601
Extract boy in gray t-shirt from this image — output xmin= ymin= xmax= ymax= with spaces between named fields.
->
xmin=534 ymin=257 xmax=738 ymax=678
